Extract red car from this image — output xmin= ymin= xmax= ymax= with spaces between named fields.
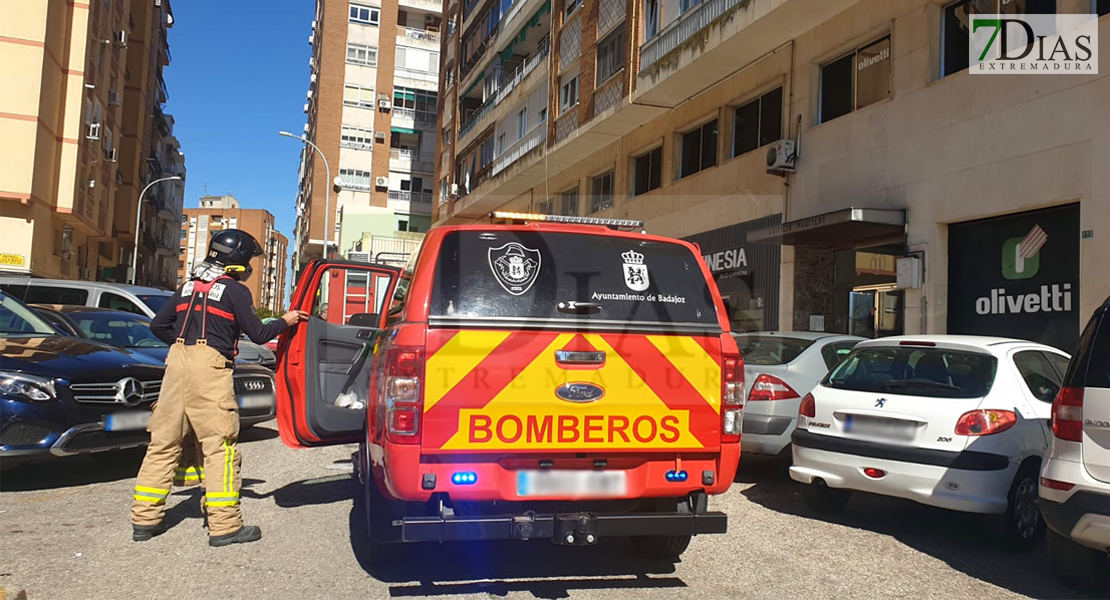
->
xmin=275 ymin=213 xmax=742 ymax=561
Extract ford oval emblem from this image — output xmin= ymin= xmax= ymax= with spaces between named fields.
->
xmin=555 ymin=382 xmax=605 ymax=403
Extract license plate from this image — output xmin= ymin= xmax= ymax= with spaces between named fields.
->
xmin=104 ymin=411 xmax=151 ymax=432
xmin=844 ymin=414 xmax=916 ymax=442
xmin=516 ymin=470 xmax=628 ymax=498
xmin=237 ymin=394 xmax=273 ymax=410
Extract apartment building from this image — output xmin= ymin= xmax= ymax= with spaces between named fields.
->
xmin=179 ymin=195 xmax=288 ymax=312
xmin=0 ymin=0 xmax=185 ymax=288
xmin=291 ymin=0 xmax=444 ymax=272
xmin=435 ymin=0 xmax=1109 ymax=351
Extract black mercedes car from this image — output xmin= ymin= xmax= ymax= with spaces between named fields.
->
xmin=0 ymin=292 xmax=165 ymax=468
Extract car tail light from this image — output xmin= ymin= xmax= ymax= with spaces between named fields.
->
xmin=1051 ymin=386 xmax=1084 ymax=442
xmin=748 ymin=374 xmax=800 ymax=402
xmin=721 ymin=352 xmax=744 ymax=443
xmin=1040 ymin=477 xmax=1075 ymax=492
xmin=384 ymin=346 xmax=424 ymax=443
xmin=954 ymin=409 xmax=1017 ymax=436
xmin=799 ymin=393 xmax=816 ymax=418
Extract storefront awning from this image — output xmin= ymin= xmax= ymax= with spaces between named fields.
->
xmin=748 ymin=208 xmax=905 ymax=248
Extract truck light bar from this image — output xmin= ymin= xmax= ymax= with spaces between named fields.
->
xmin=489 ymin=211 xmax=644 ymax=230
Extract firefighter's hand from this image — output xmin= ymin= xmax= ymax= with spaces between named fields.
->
xmin=282 ymin=310 xmax=309 ymax=326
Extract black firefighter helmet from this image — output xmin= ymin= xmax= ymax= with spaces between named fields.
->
xmin=206 ymin=229 xmax=264 ymax=274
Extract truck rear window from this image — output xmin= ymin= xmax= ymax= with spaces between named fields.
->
xmin=823 ymin=347 xmax=997 ymax=399
xmin=430 ymin=231 xmax=719 ymax=326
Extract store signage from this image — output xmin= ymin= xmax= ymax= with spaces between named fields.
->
xmin=703 ymin=247 xmax=748 ymax=275
xmin=948 ymin=204 xmax=1080 ymax=351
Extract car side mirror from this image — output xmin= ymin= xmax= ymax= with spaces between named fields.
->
xmin=348 ymin=313 xmax=380 ymax=328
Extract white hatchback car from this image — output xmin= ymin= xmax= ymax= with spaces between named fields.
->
xmin=789 ymin=335 xmax=1070 ymax=549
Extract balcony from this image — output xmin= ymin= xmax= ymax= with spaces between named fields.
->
xmin=492 ymin=124 xmax=545 ymax=176
xmin=636 ymin=0 xmax=864 ymax=107
xmin=392 ymin=107 xmax=438 ymax=128
xmin=399 ymin=0 xmax=442 ymax=12
xmin=398 ymin=27 xmax=441 ymax=50
xmin=458 ymin=35 xmax=549 ymax=145
xmin=390 ymin=148 xmax=436 ymax=173
xmin=388 ymin=190 xmax=433 ymax=204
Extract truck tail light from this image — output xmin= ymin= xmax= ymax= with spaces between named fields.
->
xmin=385 ymin=346 xmax=424 ymax=443
xmin=722 ymin=352 xmax=744 ymax=443
xmin=1051 ymin=387 xmax=1084 ymax=442
xmin=954 ymin=409 xmax=1016 ymax=436
xmin=748 ymin=374 xmax=800 ymax=402
xmin=799 ymin=393 xmax=816 ymax=418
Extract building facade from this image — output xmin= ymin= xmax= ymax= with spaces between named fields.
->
xmin=180 ymin=195 xmax=288 ymax=312
xmin=291 ymin=0 xmax=444 ymax=272
xmin=1 ymin=0 xmax=184 ymax=288
xmin=434 ymin=0 xmax=1109 ymax=350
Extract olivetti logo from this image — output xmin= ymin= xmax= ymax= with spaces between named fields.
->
xmin=1002 ymin=224 xmax=1046 ymax=280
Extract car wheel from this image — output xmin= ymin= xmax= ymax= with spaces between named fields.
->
xmin=997 ymin=463 xmax=1044 ymax=550
xmin=1048 ymin=528 xmax=1109 ymax=590
xmin=635 ymin=535 xmax=692 ymax=560
xmin=360 ymin=473 xmax=400 ymax=564
xmin=800 ymin=480 xmax=852 ymax=513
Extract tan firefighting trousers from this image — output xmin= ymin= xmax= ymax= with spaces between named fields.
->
xmin=131 ymin=341 xmax=243 ymax=536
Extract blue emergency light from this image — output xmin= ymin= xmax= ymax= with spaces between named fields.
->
xmin=665 ymin=470 xmax=688 ymax=482
xmin=452 ymin=471 xmax=478 ymax=485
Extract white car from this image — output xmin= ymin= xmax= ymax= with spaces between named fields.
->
xmin=789 ymin=335 xmax=1070 ymax=549
xmin=733 ymin=332 xmax=863 ymax=457
xmin=1040 ymin=296 xmax=1110 ymax=590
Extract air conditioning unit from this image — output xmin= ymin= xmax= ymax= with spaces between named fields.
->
xmin=85 ymin=122 xmax=102 ymax=140
xmin=104 ymin=148 xmax=118 ymax=162
xmin=306 ymin=90 xmax=313 ymax=100
xmin=310 ymin=73 xmax=317 ymax=83
xmin=450 ymin=183 xmax=459 ymax=196
xmin=311 ymin=19 xmax=318 ymax=31
xmin=378 ymin=99 xmax=392 ymax=110
xmin=303 ymin=123 xmax=310 ymax=133
xmin=308 ymin=33 xmax=314 ymax=45
xmin=61 ymin=251 xmax=73 ymax=260
xmin=114 ymin=30 xmax=128 ymax=46
xmin=79 ymin=267 xmax=90 ymax=279
xmin=374 ymin=176 xmax=389 ymax=187
xmin=347 ymin=251 xmax=371 ymax=263
xmin=309 ymin=56 xmax=316 ymax=69
xmin=374 ymin=131 xmax=387 ymax=142
xmin=303 ymin=103 xmax=309 ymax=114
xmin=154 ymin=0 xmax=163 ymax=6
xmin=766 ymin=139 xmax=796 ymax=174
xmin=107 ymin=90 xmax=121 ymax=105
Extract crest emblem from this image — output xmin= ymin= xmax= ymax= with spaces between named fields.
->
xmin=488 ymin=242 xmax=541 ymax=295
xmin=622 ymin=249 xmax=649 ymax=292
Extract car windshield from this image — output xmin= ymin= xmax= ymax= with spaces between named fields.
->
xmin=734 ymin=335 xmax=816 ymax=365
xmin=823 ymin=346 xmax=997 ymax=399
xmin=137 ymin=293 xmax=172 ymax=313
xmin=72 ymin=311 xmax=167 ymax=349
xmin=0 ymin=294 xmax=58 ymax=338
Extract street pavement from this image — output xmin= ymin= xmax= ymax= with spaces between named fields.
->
xmin=0 ymin=423 xmax=1100 ymax=600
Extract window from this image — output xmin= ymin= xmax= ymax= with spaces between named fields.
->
xmin=346 ymin=43 xmax=378 ymax=66
xmin=589 ymin=171 xmax=614 ymax=213
xmin=942 ymin=0 xmax=1057 ymax=77
xmin=820 ymin=36 xmax=890 ymax=123
xmin=1099 ymin=0 xmax=1110 ymax=16
xmin=496 ymin=133 xmax=505 ymax=154
xmin=349 ymin=4 xmax=380 ymax=25
xmin=565 ymin=0 xmax=582 ymax=16
xmin=341 ymin=126 xmax=374 ymax=149
xmin=539 ymin=107 xmax=547 ymax=122
xmin=1014 ymin=351 xmax=1063 ymax=403
xmin=516 ymin=108 xmax=527 ymax=139
xmin=679 ymin=119 xmax=718 ymax=178
xmin=19 ymin=286 xmax=89 ymax=306
xmin=557 ymin=187 xmax=579 ymax=216
xmin=97 ymin=292 xmax=144 ymax=315
xmin=399 ymin=220 xmax=409 ymax=232
xmin=825 ymin=348 xmax=998 ymax=399
xmin=633 ymin=146 xmax=662 ymax=196
xmin=732 ymin=87 xmax=782 ymax=157
xmin=559 ymin=75 xmax=579 ymax=114
xmin=680 ymin=0 xmax=702 ymax=12
xmin=733 ymin=335 xmax=818 ymax=366
xmin=821 ymin=341 xmax=861 ymax=370
xmin=338 ymin=168 xmax=373 ymax=190
xmin=644 ymin=0 xmax=660 ymax=39
xmin=343 ymin=85 xmax=375 ymax=108
xmin=596 ymin=25 xmax=626 ymax=84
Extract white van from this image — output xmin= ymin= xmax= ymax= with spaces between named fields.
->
xmin=0 ymin=277 xmax=171 ymax=317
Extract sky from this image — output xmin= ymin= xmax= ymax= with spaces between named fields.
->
xmin=163 ymin=0 xmax=315 ymax=252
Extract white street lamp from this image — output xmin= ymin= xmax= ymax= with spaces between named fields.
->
xmin=279 ymin=131 xmax=334 ymax=255
xmin=131 ymin=174 xmax=182 ymax=285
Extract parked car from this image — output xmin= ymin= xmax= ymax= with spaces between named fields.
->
xmin=0 ymin=277 xmax=276 ymax=369
xmin=0 ymin=292 xmax=164 ymax=468
xmin=789 ymin=335 xmax=1071 ymax=549
xmin=733 ymin=332 xmax=863 ymax=457
xmin=1040 ymin=295 xmax=1110 ymax=589
xmin=30 ymin=304 xmax=277 ymax=427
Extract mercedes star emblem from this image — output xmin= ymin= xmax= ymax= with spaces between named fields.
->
xmin=116 ymin=377 xmax=144 ymax=407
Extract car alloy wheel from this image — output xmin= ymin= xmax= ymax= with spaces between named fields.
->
xmin=1011 ymin=477 xmax=1039 ymax=540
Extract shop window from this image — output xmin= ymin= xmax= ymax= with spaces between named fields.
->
xmin=733 ymin=87 xmax=783 ymax=157
xmin=590 ymin=171 xmax=614 ymax=213
xmin=596 ymin=25 xmax=625 ymax=84
xmin=632 ymin=146 xmax=662 ymax=196
xmin=558 ymin=187 xmax=579 ymax=216
xmin=820 ymin=36 xmax=890 ymax=123
xmin=679 ymin=119 xmax=717 ymax=179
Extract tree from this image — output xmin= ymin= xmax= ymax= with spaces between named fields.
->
xmin=256 ymin=306 xmax=277 ymax=320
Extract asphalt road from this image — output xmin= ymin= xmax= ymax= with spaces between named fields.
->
xmin=0 ymin=423 xmax=1103 ymax=600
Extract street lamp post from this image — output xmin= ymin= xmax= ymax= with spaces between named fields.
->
xmin=279 ymin=131 xmax=333 ymax=256
xmin=131 ymin=175 xmax=182 ymax=285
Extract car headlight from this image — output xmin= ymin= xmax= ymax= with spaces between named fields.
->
xmin=0 ymin=371 xmax=57 ymax=402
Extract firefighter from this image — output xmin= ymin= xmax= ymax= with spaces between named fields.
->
xmin=131 ymin=229 xmax=307 ymax=547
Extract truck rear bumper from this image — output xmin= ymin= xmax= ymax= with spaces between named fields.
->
xmin=400 ymin=510 xmax=728 ymax=543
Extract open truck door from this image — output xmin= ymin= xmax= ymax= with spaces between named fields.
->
xmin=276 ymin=260 xmax=401 ymax=448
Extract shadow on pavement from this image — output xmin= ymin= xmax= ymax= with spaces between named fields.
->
xmin=344 ymin=475 xmax=686 ymax=600
xmin=0 ymin=447 xmax=146 ymax=491
xmin=739 ymin=460 xmax=1102 ymax=600
xmin=239 ymin=424 xmax=280 ymax=443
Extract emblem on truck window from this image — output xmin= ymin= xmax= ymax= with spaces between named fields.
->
xmin=622 ymin=250 xmax=650 ymax=292
xmin=488 ymin=242 xmax=541 ymax=295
